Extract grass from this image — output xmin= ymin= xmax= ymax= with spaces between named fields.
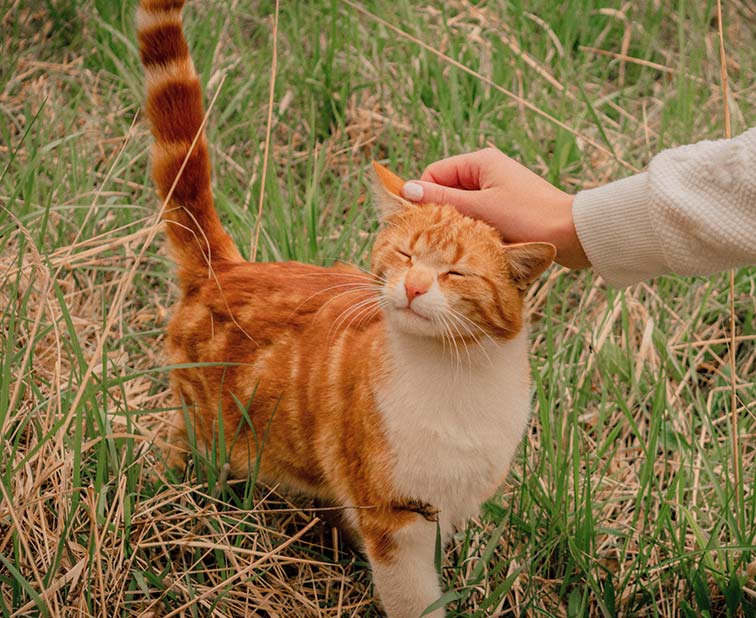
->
xmin=2 ymin=0 xmax=756 ymax=615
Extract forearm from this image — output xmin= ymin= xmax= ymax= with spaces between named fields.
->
xmin=572 ymin=127 xmax=756 ymax=287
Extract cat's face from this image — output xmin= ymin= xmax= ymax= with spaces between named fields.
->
xmin=370 ymin=163 xmax=555 ymax=342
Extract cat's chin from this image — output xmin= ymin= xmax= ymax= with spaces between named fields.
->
xmin=384 ymin=306 xmax=445 ymax=339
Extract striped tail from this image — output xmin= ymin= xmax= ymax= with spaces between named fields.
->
xmin=137 ymin=0 xmax=241 ymax=281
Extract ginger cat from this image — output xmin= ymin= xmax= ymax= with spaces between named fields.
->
xmin=137 ymin=1 xmax=555 ymax=616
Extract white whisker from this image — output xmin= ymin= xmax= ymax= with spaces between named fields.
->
xmin=284 ymin=281 xmax=382 ymax=322
xmin=327 ymin=296 xmax=389 ymax=343
xmin=443 ymin=311 xmax=474 ymax=374
xmin=303 ymin=268 xmax=387 ymax=285
xmin=308 ymin=285 xmax=382 ymax=322
xmin=434 ymin=312 xmax=463 ymax=377
xmin=447 ymin=307 xmax=500 ymax=350
xmin=446 ymin=309 xmax=495 ymax=368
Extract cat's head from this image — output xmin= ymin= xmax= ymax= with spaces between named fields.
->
xmin=370 ymin=162 xmax=555 ymax=341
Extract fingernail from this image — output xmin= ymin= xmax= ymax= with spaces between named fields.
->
xmin=402 ymin=181 xmax=423 ymax=201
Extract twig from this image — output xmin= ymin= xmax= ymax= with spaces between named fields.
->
xmin=716 ymin=0 xmax=740 ymax=515
xmin=251 ymin=0 xmax=280 ymax=261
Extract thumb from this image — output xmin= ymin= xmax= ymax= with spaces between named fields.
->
xmin=401 ymin=180 xmax=483 ymax=216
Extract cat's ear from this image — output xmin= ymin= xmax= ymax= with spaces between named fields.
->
xmin=371 ymin=161 xmax=413 ymax=221
xmin=504 ymin=242 xmax=556 ymax=290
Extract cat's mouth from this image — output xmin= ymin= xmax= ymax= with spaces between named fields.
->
xmin=399 ymin=306 xmax=431 ymax=322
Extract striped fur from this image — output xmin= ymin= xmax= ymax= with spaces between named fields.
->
xmin=137 ymin=0 xmax=241 ymax=280
xmin=138 ymin=3 xmax=555 ymax=616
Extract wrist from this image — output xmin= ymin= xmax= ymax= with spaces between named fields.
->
xmin=552 ymin=194 xmax=590 ymax=269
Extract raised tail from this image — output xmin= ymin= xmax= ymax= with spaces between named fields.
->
xmin=137 ymin=0 xmax=241 ymax=280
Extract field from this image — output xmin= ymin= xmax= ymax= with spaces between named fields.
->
xmin=2 ymin=0 xmax=756 ymax=615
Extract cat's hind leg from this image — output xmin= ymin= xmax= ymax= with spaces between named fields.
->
xmin=164 ymin=409 xmax=190 ymax=472
xmin=164 ymin=379 xmax=210 ymax=472
xmin=164 ymin=381 xmax=197 ymax=472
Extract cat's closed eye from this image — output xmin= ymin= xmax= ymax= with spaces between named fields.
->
xmin=396 ymin=249 xmax=411 ymax=261
xmin=447 ymin=270 xmax=466 ymax=278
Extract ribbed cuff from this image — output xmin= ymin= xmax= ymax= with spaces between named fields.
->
xmin=572 ymin=172 xmax=670 ymax=288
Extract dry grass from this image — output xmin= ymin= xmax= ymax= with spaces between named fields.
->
xmin=1 ymin=0 xmax=756 ymax=616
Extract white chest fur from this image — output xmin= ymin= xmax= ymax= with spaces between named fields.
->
xmin=377 ymin=329 xmax=532 ymax=532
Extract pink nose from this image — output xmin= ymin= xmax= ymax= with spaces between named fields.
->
xmin=405 ymin=282 xmax=428 ymax=303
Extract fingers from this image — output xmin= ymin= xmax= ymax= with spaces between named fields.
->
xmin=401 ymin=180 xmax=484 ymax=217
xmin=419 ymin=148 xmax=502 ymax=189
xmin=404 ymin=148 xmax=505 ymax=212
xmin=419 ymin=153 xmax=482 ymax=189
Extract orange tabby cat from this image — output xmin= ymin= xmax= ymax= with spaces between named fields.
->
xmin=137 ymin=1 xmax=555 ymax=616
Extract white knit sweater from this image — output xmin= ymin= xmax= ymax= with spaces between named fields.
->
xmin=572 ymin=127 xmax=756 ymax=287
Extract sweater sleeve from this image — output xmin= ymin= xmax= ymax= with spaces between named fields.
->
xmin=572 ymin=127 xmax=756 ymax=288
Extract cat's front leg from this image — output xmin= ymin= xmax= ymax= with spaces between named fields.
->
xmin=359 ymin=512 xmax=445 ymax=618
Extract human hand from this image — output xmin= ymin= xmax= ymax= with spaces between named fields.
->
xmin=401 ymin=148 xmax=589 ymax=269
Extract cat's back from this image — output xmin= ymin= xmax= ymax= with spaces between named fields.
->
xmin=168 ymin=260 xmax=381 ymax=359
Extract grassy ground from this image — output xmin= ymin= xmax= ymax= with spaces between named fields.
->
xmin=2 ymin=0 xmax=756 ymax=615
